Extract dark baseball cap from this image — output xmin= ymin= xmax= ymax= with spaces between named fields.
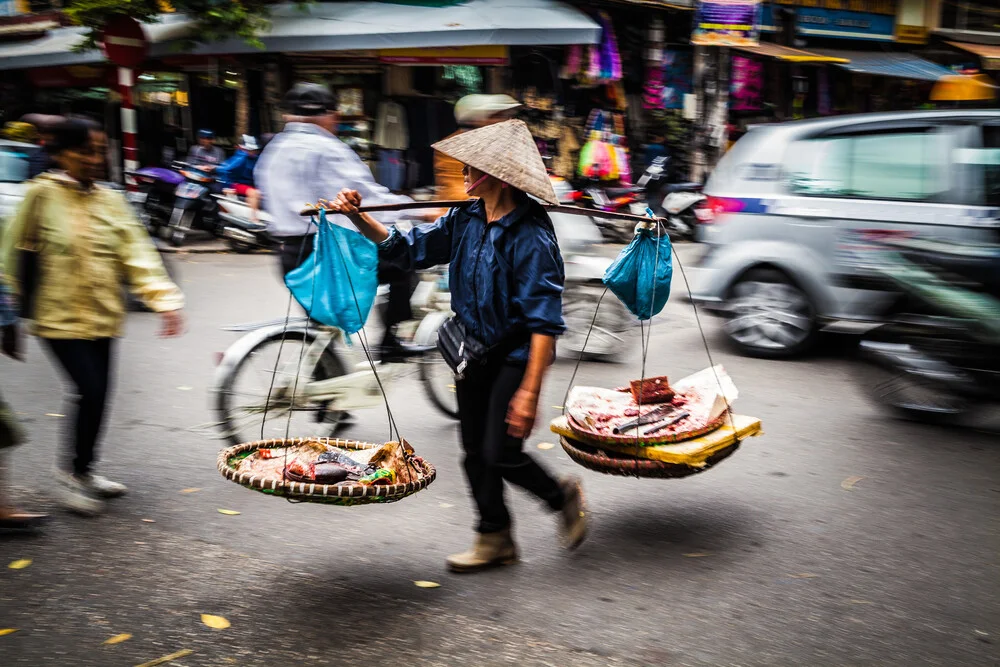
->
xmin=283 ymin=82 xmax=335 ymax=116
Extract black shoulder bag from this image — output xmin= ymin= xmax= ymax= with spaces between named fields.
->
xmin=437 ymin=317 xmax=531 ymax=380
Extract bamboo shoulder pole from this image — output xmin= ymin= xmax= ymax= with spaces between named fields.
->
xmin=299 ymin=200 xmax=664 ymax=225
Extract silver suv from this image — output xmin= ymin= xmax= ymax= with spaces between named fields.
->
xmin=692 ymin=110 xmax=1000 ymax=358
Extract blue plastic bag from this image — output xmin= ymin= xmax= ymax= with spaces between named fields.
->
xmin=284 ymin=210 xmax=379 ymax=334
xmin=603 ymin=227 xmax=672 ymax=320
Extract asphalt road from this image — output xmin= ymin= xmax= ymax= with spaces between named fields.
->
xmin=1 ymin=250 xmax=997 ymax=667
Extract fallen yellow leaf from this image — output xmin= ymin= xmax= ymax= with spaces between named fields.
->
xmin=201 ymin=614 xmax=231 ymax=630
xmin=134 ymin=648 xmax=194 ymax=667
xmin=45 ymin=413 xmax=64 ymax=418
xmin=683 ymin=552 xmax=710 ymax=558
xmin=841 ymin=476 xmax=864 ymax=491
xmin=536 ymin=442 xmax=555 ymax=450
xmin=0 ymin=628 xmax=17 ymax=636
xmin=103 ymin=633 xmax=132 ymax=645
xmin=141 ymin=519 xmax=155 ymax=524
xmin=551 ymin=405 xmax=563 ymax=410
xmin=414 ymin=580 xmax=441 ymax=588
xmin=217 ymin=509 xmax=240 ymax=516
xmin=179 ymin=488 xmax=201 ymax=494
xmin=8 ymin=559 xmax=31 ymax=570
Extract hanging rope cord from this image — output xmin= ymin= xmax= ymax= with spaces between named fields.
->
xmin=561 ymin=218 xmax=738 ymax=474
xmin=260 ymin=211 xmax=414 ymax=502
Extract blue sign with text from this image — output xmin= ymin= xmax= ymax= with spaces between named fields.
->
xmin=762 ymin=4 xmax=895 ymax=42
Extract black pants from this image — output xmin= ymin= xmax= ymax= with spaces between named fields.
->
xmin=456 ymin=361 xmax=564 ymax=534
xmin=279 ymin=234 xmax=417 ymax=341
xmin=44 ymin=339 xmax=114 ymax=476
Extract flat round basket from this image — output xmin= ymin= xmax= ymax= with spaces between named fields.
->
xmin=217 ymin=437 xmax=436 ymax=506
xmin=566 ymin=413 xmax=727 ymax=447
xmin=559 ymin=435 xmax=740 ymax=479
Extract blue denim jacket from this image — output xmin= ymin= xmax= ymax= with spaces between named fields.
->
xmin=379 ymin=197 xmax=565 ymax=362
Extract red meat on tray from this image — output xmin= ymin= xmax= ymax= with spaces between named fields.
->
xmin=630 ymin=376 xmax=674 ymax=404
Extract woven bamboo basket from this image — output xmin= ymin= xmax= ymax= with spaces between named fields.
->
xmin=217 ymin=437 xmax=436 ymax=506
xmin=559 ymin=435 xmax=740 ymax=479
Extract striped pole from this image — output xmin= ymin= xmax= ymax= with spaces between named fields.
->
xmin=118 ymin=66 xmax=139 ymax=192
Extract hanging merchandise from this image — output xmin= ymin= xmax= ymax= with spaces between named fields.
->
xmin=644 ymin=65 xmax=665 ymax=110
xmin=730 ymin=56 xmax=763 ymax=112
xmin=285 ymin=210 xmax=379 ymax=335
xmin=597 ymin=11 xmax=623 ymax=83
xmin=560 ymin=45 xmax=583 ymax=80
xmin=603 ymin=226 xmax=672 ymax=320
xmin=579 ymin=132 xmax=614 ymax=180
xmin=553 ymin=124 xmax=580 ymax=180
xmin=374 ymin=100 xmax=409 ymax=150
xmin=659 ymin=50 xmax=693 ymax=110
xmin=578 ymin=109 xmax=631 ymax=183
xmin=586 ymin=45 xmax=601 ymax=82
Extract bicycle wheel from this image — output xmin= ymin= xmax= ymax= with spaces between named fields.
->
xmin=419 ymin=351 xmax=459 ymax=419
xmin=562 ymin=282 xmax=630 ymax=362
xmin=216 ymin=332 xmax=347 ymax=446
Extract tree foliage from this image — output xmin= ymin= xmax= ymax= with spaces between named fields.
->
xmin=65 ymin=0 xmax=274 ymax=51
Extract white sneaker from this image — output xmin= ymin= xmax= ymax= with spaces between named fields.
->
xmin=56 ymin=472 xmax=105 ymax=516
xmin=80 ymin=474 xmax=128 ymax=499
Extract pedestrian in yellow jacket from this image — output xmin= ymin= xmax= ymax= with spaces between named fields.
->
xmin=1 ymin=117 xmax=185 ymax=516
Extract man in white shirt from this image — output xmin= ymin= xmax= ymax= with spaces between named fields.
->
xmin=256 ymin=83 xmax=418 ymax=359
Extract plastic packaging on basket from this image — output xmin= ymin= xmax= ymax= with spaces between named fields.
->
xmin=603 ymin=226 xmax=672 ymax=320
xmin=284 ymin=210 xmax=378 ymax=334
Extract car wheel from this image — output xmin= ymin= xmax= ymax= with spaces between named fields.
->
xmin=723 ymin=268 xmax=817 ymax=358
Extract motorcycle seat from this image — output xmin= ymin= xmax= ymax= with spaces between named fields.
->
xmin=604 ymin=186 xmax=643 ymax=197
xmin=663 ymin=182 xmax=703 ymax=194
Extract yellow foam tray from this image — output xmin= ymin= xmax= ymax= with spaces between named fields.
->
xmin=550 ymin=414 xmax=762 ymax=467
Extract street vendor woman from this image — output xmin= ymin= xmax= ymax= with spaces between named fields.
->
xmin=325 ymin=119 xmax=587 ymax=573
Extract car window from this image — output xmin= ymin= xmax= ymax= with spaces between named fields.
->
xmin=0 ymin=147 xmax=29 ymax=184
xmin=785 ymin=136 xmax=851 ymax=196
xmin=953 ymin=125 xmax=1000 ymax=208
xmin=785 ymin=130 xmax=951 ymax=201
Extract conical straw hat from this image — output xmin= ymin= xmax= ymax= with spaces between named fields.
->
xmin=432 ymin=119 xmax=558 ymax=205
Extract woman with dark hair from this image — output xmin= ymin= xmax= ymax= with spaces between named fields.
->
xmin=1 ymin=117 xmax=186 ymax=516
xmin=326 ymin=119 xmax=587 ymax=573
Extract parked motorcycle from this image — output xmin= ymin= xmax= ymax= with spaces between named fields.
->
xmin=162 ymin=161 xmax=222 ymax=247
xmin=127 ymin=166 xmax=184 ymax=234
xmin=839 ymin=232 xmax=1000 ymax=424
xmin=214 ymin=194 xmax=276 ymax=253
xmin=640 ymin=156 xmax=706 ymax=242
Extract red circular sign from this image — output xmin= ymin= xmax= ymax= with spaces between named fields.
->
xmin=100 ymin=16 xmax=148 ymax=69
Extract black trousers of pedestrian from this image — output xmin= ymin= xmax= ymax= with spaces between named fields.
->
xmin=278 ymin=234 xmax=418 ymax=341
xmin=44 ymin=338 xmax=114 ymax=476
xmin=455 ymin=360 xmax=564 ymax=534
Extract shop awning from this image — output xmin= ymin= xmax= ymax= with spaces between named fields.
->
xmin=811 ymin=50 xmax=954 ymax=82
xmin=0 ymin=0 xmax=601 ymax=71
xmin=947 ymin=41 xmax=1000 ymax=70
xmin=732 ymin=43 xmax=849 ymax=64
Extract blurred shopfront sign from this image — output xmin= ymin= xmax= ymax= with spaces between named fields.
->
xmin=761 ymin=2 xmax=896 ymax=41
xmin=692 ymin=0 xmax=763 ymax=46
xmin=27 ymin=65 xmax=111 ymax=88
xmin=378 ymin=45 xmax=508 ymax=65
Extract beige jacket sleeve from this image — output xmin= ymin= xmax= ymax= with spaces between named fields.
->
xmin=110 ymin=193 xmax=185 ymax=313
